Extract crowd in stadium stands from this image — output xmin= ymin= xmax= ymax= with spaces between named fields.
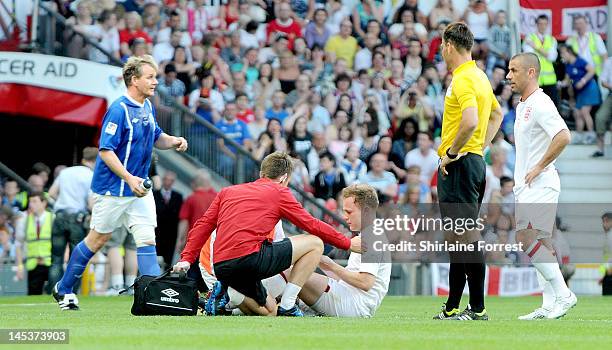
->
xmin=1 ymin=0 xmax=609 ymax=293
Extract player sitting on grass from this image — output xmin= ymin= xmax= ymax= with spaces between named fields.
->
xmin=174 ymin=152 xmax=361 ymax=316
xmin=298 ymin=184 xmax=391 ymax=317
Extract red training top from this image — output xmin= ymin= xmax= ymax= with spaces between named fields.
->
xmin=180 ymin=178 xmax=350 ymax=264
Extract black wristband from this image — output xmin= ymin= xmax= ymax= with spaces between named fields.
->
xmin=446 ymin=148 xmax=458 ymax=159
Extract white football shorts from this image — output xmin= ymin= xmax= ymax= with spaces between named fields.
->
xmin=90 ymin=191 xmax=156 ymax=234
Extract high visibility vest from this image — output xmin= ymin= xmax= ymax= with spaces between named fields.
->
xmin=528 ymin=33 xmax=557 ymax=86
xmin=25 ymin=213 xmax=53 ymax=271
xmin=567 ymin=32 xmax=603 ymax=76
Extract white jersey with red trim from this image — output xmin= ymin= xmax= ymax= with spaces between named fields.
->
xmin=513 ymin=88 xmax=568 ymax=195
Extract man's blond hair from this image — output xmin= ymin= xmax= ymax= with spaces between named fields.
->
xmin=123 ymin=55 xmax=158 ymax=87
xmin=342 ymin=184 xmax=379 ymax=210
xmin=260 ymin=152 xmax=294 ymax=179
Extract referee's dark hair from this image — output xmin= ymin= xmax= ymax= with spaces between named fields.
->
xmin=442 ymin=22 xmax=474 ymax=52
xmin=603 ymin=212 xmax=612 ymax=221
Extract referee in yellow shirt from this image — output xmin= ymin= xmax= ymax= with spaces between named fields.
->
xmin=434 ymin=22 xmax=503 ymax=321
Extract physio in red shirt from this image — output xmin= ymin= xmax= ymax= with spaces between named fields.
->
xmin=175 ymin=152 xmax=361 ymax=316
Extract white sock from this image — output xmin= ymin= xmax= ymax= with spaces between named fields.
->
xmin=227 ymin=287 xmax=245 ymax=308
xmin=535 ymin=269 xmax=555 ymax=310
xmin=262 ymin=274 xmax=288 ymax=299
xmin=279 ymin=283 xmax=302 ymax=309
xmin=528 ymin=241 xmax=571 ymax=299
xmin=232 ymin=308 xmax=244 ymax=316
xmin=125 ymin=275 xmax=137 ymax=288
xmin=111 ymin=274 xmax=124 ymax=288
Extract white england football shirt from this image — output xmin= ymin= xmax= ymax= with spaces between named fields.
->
xmin=513 ymin=89 xmax=568 ymax=193
xmin=340 ymin=251 xmax=391 ymax=317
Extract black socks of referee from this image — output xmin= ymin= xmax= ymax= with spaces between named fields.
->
xmin=445 ymin=242 xmax=486 ymax=313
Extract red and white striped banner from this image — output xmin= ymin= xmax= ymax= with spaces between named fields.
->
xmin=431 ymin=263 xmax=541 ymax=297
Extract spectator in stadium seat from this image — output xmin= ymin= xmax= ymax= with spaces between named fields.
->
xmin=32 ymin=162 xmax=51 ymax=190
xmin=312 ymin=151 xmax=347 ymax=201
xmin=221 ymin=30 xmax=246 ymax=69
xmin=235 ymin=93 xmax=255 ymax=124
xmin=265 ymin=90 xmax=290 ymax=124
xmin=325 ymin=19 xmax=359 ymax=69
xmin=157 ymin=10 xmax=192 ymax=47
xmin=352 ymin=0 xmax=384 ymax=40
xmin=223 ymin=71 xmax=254 ymax=103
xmin=119 ymin=11 xmax=152 ymax=58
xmin=215 ymin=103 xmax=253 ymax=175
xmin=559 ymin=44 xmax=601 ymax=145
xmin=396 ymin=86 xmax=434 ymax=133
xmin=354 ymin=32 xmax=380 ymax=73
xmin=157 ymin=63 xmax=186 ymax=108
xmin=287 ymin=116 xmax=313 ymax=165
xmin=306 ymin=132 xmax=328 ymax=181
xmin=341 ymin=144 xmax=367 ymax=186
xmin=248 ymin=105 xmax=269 ymax=141
xmin=486 ymin=10 xmax=511 ymax=78
xmin=304 ymin=8 xmax=330 ymax=49
xmin=153 ymin=30 xmax=189 ymax=65
xmin=593 ymin=57 xmax=612 ymax=158
xmin=171 ymin=46 xmax=196 ymax=93
xmin=64 ymin=0 xmax=95 ymax=59
xmin=398 ymin=165 xmax=432 ymax=203
xmin=266 ymin=2 xmax=302 ymax=50
xmin=404 ymin=132 xmax=438 ymax=186
xmin=428 ymin=0 xmax=458 ymax=29
xmin=285 ymin=74 xmax=311 ymax=109
xmin=2 ymin=180 xmax=23 ymax=214
xmin=129 ymin=37 xmax=148 ymax=58
xmin=189 ymin=71 xmax=224 ymax=123
xmin=153 ymin=172 xmax=183 ymax=268
xmin=141 ymin=2 xmax=162 ymax=44
xmin=276 ymin=51 xmax=301 ymax=95
xmin=391 ymin=117 xmax=419 ymax=161
xmin=328 ymin=125 xmax=354 ymax=162
xmin=85 ymin=9 xmax=120 ymax=64
xmin=462 ymin=0 xmax=492 ymax=60
xmin=252 ymin=118 xmax=288 ymax=161
xmin=483 ymin=145 xmax=512 ymax=204
xmin=358 ymin=153 xmax=398 ymax=200
xmin=565 ymin=14 xmax=608 ymax=77
xmin=366 ymin=135 xmax=405 ymax=180
xmin=15 ymin=192 xmax=53 ymax=295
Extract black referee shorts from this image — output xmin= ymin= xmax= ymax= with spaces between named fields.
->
xmin=437 ymin=152 xmax=486 ymax=221
xmin=213 ymin=238 xmax=293 ymax=306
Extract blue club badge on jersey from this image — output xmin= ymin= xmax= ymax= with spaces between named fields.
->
xmin=141 ymin=110 xmax=150 ymax=126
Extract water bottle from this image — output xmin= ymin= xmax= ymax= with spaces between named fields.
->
xmin=140 ymin=178 xmax=152 ymax=192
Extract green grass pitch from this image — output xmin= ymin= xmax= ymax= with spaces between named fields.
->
xmin=1 ymin=295 xmax=611 ymax=350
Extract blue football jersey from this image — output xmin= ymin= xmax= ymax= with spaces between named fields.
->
xmin=91 ymin=95 xmax=162 ymax=197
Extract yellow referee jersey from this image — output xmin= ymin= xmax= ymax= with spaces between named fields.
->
xmin=438 ymin=60 xmax=500 ymax=157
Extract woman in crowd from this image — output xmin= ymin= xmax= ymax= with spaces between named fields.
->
xmin=559 ymin=44 xmax=601 ymax=144
xmin=391 ymin=117 xmax=419 ymax=160
xmin=171 ymin=46 xmax=196 ymax=94
xmin=341 ymin=144 xmax=367 ymax=185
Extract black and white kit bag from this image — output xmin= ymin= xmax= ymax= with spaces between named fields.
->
xmin=123 ymin=269 xmax=198 ymax=316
